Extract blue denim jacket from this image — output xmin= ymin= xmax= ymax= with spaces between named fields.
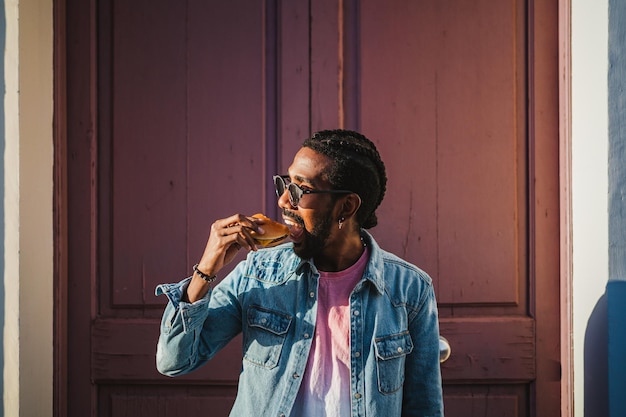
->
xmin=156 ymin=231 xmax=443 ymax=417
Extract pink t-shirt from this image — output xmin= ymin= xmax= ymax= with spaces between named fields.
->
xmin=291 ymin=247 xmax=370 ymax=417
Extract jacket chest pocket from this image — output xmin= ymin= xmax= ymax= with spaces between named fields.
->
xmin=244 ymin=305 xmax=292 ymax=369
xmin=374 ymin=331 xmax=414 ymax=394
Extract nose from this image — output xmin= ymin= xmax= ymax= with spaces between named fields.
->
xmin=276 ymin=188 xmax=293 ymax=210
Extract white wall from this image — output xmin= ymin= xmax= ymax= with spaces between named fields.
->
xmin=3 ymin=0 xmax=21 ymax=415
xmin=571 ymin=0 xmax=609 ymax=415
xmin=3 ymin=0 xmax=54 ymax=416
xmin=18 ymin=0 xmax=54 ymax=415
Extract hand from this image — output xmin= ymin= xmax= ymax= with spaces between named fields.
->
xmin=186 ymin=214 xmax=265 ymax=302
xmin=199 ymin=213 xmax=266 ymax=274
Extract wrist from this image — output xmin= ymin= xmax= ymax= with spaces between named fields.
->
xmin=193 ymin=263 xmax=217 ymax=283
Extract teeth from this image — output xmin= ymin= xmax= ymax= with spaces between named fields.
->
xmin=283 ymin=218 xmax=302 ymax=231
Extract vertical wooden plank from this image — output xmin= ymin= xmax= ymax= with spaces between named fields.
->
xmin=529 ymin=0 xmax=562 ymax=414
xmin=264 ymin=0 xmax=279 ymax=216
xmin=65 ymin=0 xmax=98 ymax=414
xmin=53 ymin=0 xmax=69 ymax=412
xmin=186 ymin=0 xmax=266 ymax=269
xmin=341 ymin=0 xmax=361 ymax=131
xmin=310 ymin=0 xmax=341 ymax=130
xmin=278 ymin=0 xmax=311 ymax=185
xmin=434 ymin=0 xmax=525 ymax=305
xmin=109 ymin=0 xmax=188 ymax=306
xmin=66 ymin=0 xmax=97 ymax=417
xmin=358 ymin=0 xmax=440 ymax=285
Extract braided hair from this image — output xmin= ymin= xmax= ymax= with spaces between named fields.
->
xmin=302 ymin=129 xmax=387 ymax=229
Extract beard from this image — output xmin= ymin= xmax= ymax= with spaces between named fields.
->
xmin=283 ymin=209 xmax=334 ymax=260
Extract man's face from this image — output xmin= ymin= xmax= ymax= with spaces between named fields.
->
xmin=279 ymin=147 xmax=341 ymax=260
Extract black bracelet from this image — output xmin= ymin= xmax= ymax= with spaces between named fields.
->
xmin=193 ymin=264 xmax=217 ymax=283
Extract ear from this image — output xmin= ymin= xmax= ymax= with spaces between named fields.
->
xmin=339 ymin=193 xmax=362 ymax=221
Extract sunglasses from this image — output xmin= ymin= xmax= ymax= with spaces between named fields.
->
xmin=273 ymin=175 xmax=353 ymax=208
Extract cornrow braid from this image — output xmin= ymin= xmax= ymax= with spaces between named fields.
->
xmin=302 ymin=129 xmax=387 ymax=229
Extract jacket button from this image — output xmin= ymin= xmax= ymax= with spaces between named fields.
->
xmin=354 ymin=393 xmax=362 ymax=399
xmin=353 ymin=310 xmax=360 ymax=316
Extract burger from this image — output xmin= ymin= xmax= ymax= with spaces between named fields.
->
xmin=249 ymin=213 xmax=290 ymax=248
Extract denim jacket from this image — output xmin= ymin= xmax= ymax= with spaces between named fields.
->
xmin=156 ymin=231 xmax=443 ymax=417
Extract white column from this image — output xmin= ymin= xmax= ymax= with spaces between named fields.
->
xmin=571 ymin=0 xmax=609 ymax=415
xmin=18 ymin=0 xmax=54 ymax=415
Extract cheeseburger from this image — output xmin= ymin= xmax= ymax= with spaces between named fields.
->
xmin=249 ymin=213 xmax=289 ymax=248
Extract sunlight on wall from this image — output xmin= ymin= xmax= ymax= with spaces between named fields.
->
xmin=3 ymin=0 xmax=20 ymax=415
xmin=18 ymin=0 xmax=54 ymax=415
xmin=572 ymin=0 xmax=609 ymax=416
xmin=2 ymin=0 xmax=53 ymax=416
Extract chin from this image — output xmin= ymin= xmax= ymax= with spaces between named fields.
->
xmin=292 ymin=235 xmax=326 ymax=260
xmin=291 ymin=215 xmax=333 ymax=260
xmin=292 ymin=242 xmax=309 ymax=259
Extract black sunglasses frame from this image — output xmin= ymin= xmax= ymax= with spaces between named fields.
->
xmin=273 ymin=175 xmax=353 ymax=207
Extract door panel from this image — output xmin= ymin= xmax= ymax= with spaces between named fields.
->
xmin=443 ymin=385 xmax=529 ymax=417
xmin=100 ymin=0 xmax=268 ymax=314
xmin=439 ymin=317 xmax=535 ymax=381
xmin=98 ymin=386 xmax=237 ymax=417
xmin=360 ymin=0 xmax=527 ymax=307
xmin=63 ymin=0 xmax=561 ymax=415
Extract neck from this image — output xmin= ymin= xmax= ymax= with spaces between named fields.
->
xmin=314 ymin=232 xmax=365 ymax=272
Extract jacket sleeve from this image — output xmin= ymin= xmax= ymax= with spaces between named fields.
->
xmin=155 ymin=262 xmax=245 ymax=377
xmin=402 ymin=282 xmax=444 ymax=417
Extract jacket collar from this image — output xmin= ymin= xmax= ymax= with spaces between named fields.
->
xmin=360 ymin=230 xmax=385 ymax=294
xmin=295 ymin=229 xmax=385 ymax=295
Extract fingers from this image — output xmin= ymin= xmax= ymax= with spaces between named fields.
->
xmin=216 ymin=214 xmax=265 ymax=234
xmin=197 ymin=213 xmax=267 ymax=279
xmin=211 ymin=214 xmax=264 ymax=251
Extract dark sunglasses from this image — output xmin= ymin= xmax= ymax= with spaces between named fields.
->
xmin=273 ymin=175 xmax=353 ymax=208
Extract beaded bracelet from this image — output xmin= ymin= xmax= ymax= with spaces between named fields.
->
xmin=193 ymin=264 xmax=217 ymax=283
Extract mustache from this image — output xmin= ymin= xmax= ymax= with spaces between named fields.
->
xmin=282 ymin=208 xmax=304 ymax=226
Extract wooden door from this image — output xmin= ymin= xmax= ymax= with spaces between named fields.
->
xmin=60 ymin=0 xmax=561 ymax=416
xmin=355 ymin=1 xmax=561 ymax=415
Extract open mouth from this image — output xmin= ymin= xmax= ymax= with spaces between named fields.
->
xmin=283 ymin=217 xmax=305 ymax=241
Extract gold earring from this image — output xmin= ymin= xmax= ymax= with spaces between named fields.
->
xmin=338 ymin=217 xmax=345 ymax=229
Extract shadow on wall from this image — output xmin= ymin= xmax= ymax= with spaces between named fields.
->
xmin=584 ymin=291 xmax=609 ymax=417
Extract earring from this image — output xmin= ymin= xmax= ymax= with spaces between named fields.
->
xmin=338 ymin=217 xmax=345 ymax=229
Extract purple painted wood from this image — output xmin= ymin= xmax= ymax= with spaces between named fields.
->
xmin=359 ymin=0 xmax=526 ymax=306
xmin=109 ymin=0 xmax=189 ymax=308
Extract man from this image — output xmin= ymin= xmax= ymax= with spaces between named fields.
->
xmin=156 ymin=129 xmax=444 ymax=416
